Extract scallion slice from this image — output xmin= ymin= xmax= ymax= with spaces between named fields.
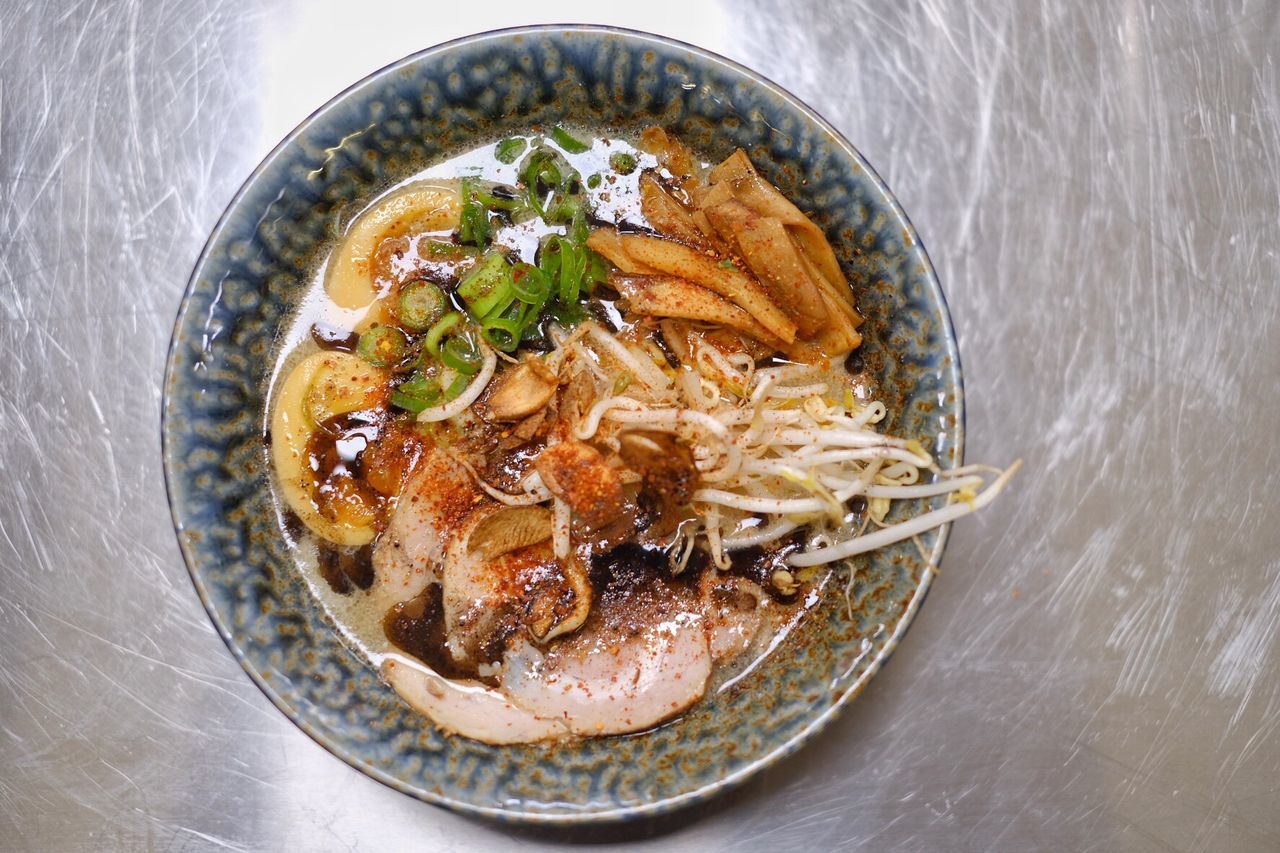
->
xmin=441 ymin=335 xmax=482 ymax=375
xmin=550 ymin=126 xmax=590 ymax=154
xmin=396 ymin=280 xmax=448 ymax=332
xmin=495 ymin=137 xmax=527 ymax=164
xmin=425 ymin=312 xmax=461 ymax=356
xmin=356 ymin=325 xmax=408 ymax=367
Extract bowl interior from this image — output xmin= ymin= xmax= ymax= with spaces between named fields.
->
xmin=162 ymin=26 xmax=962 ymax=824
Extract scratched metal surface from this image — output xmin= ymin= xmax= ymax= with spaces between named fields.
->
xmin=2 ymin=0 xmax=1279 ymax=850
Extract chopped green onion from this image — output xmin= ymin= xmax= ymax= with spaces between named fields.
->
xmin=517 ymin=145 xmax=579 ymax=218
xmin=550 ymin=126 xmax=590 ymax=154
xmin=481 ymin=317 xmax=523 ymax=352
xmin=495 ymin=137 xmax=527 ymax=164
xmin=538 ymin=234 xmax=563 ymax=289
xmin=458 ymin=177 xmax=491 ymax=247
xmin=612 ymin=372 xmax=633 ymax=395
xmin=423 ymin=240 xmax=481 ymax=258
xmin=389 ymin=373 xmax=442 ymax=414
xmin=519 ymin=147 xmax=564 ymax=192
xmin=396 ymin=280 xmax=448 ymax=331
xmin=558 ymin=240 xmax=584 ymax=304
xmin=586 ymin=173 xmax=602 ymax=189
xmin=473 ymin=185 xmax=523 ymax=213
xmin=718 ymin=257 xmax=738 ymax=270
xmin=583 ymin=248 xmax=608 ymax=291
xmin=544 ymin=299 xmax=587 ymax=327
xmin=545 ymin=192 xmax=585 ymax=226
xmin=444 ymin=374 xmax=472 ymax=401
xmin=609 ymin=152 xmax=637 ymax=174
xmin=567 ymin=202 xmax=590 ymax=244
xmin=425 ymin=312 xmax=462 ymax=356
xmin=510 ymin=263 xmax=550 ymax=303
xmin=441 ymin=335 xmax=482 ymax=375
xmin=456 ymin=251 xmax=512 ymax=318
xmin=356 ymin=325 xmax=408 ymax=367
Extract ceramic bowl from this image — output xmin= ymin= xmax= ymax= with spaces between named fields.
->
xmin=162 ymin=25 xmax=962 ymax=824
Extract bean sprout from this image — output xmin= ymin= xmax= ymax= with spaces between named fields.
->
xmin=552 ymin=498 xmax=571 ymax=559
xmin=431 ymin=320 xmax=1016 ymax=581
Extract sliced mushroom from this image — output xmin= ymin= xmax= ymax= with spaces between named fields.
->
xmin=526 ymin=551 xmax=592 ymax=643
xmin=444 ymin=518 xmax=592 ymax=662
xmin=485 ymin=359 xmax=559 ymax=422
xmin=467 ymin=506 xmax=553 ymax=559
xmin=534 ymin=440 xmax=626 ymax=530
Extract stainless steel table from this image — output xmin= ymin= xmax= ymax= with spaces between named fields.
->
xmin=3 ymin=2 xmax=1278 ymax=850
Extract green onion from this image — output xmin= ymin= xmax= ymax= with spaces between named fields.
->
xmin=481 ymin=317 xmax=523 ymax=352
xmin=510 ymin=263 xmax=550 ymax=303
xmin=424 ymin=240 xmax=481 ymax=258
xmin=444 ymin=374 xmax=472 ymax=401
xmin=517 ymin=146 xmax=578 ymax=217
xmin=545 ymin=299 xmax=587 ymax=326
xmin=456 ymin=251 xmax=512 ymax=318
xmin=567 ymin=202 xmax=590 ymax=244
xmin=550 ymin=126 xmax=590 ymax=154
xmin=441 ymin=335 xmax=481 ymax=375
xmin=538 ymin=234 xmax=563 ymax=290
xmin=519 ymin=147 xmax=564 ymax=192
xmin=609 ymin=152 xmax=637 ymax=174
xmin=458 ymin=177 xmax=491 ymax=247
xmin=495 ymin=137 xmax=527 ymax=164
xmin=612 ymin=372 xmax=633 ymax=395
xmin=389 ymin=373 xmax=442 ymax=414
xmin=558 ymin=239 xmax=584 ymax=304
xmin=586 ymin=173 xmax=602 ymax=189
xmin=583 ymin=248 xmax=608 ymax=292
xmin=356 ymin=325 xmax=408 ymax=367
xmin=425 ymin=312 xmax=462 ymax=356
xmin=472 ymin=185 xmax=522 ymax=213
xmin=396 ymin=280 xmax=448 ymax=332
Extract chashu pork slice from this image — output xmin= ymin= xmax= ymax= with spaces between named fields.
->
xmin=370 ymin=448 xmax=479 ymax=611
xmin=383 ymin=654 xmax=567 ymax=744
xmin=500 ymin=578 xmax=712 ymax=736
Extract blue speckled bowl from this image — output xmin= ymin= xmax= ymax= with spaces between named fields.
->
xmin=162 ymin=26 xmax=962 ymax=824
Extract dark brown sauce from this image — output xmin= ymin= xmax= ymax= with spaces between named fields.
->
xmin=317 ymin=544 xmax=374 ymax=594
xmin=306 ymin=410 xmax=387 ymax=531
xmin=727 ymin=535 xmax=805 ymax=602
xmin=310 ymin=322 xmax=359 ymax=352
xmin=383 ymin=585 xmax=474 ymax=680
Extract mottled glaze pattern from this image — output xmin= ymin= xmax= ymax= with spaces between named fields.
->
xmin=161 ymin=26 xmax=962 ymax=824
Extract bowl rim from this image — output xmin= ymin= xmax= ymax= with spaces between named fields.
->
xmin=161 ymin=22 xmax=964 ymax=825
